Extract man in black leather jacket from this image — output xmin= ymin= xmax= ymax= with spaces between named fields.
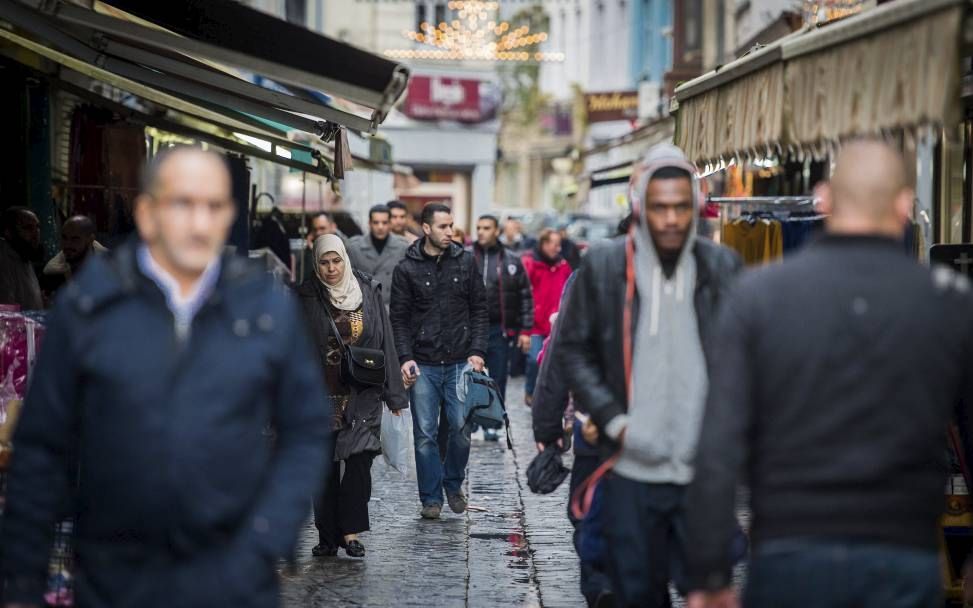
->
xmin=472 ymin=214 xmax=533 ymax=404
xmin=390 ymin=203 xmax=489 ymax=519
xmin=554 ymin=143 xmax=741 ymax=607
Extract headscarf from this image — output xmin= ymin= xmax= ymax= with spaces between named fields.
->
xmin=313 ymin=234 xmax=363 ymax=311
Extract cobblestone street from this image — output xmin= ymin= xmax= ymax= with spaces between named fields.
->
xmin=280 ymin=376 xmax=584 ymax=608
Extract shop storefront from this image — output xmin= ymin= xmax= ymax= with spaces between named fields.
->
xmin=0 ymin=2 xmax=409 ymax=604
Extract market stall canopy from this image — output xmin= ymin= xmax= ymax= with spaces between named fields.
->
xmin=3 ymin=0 xmax=409 ymax=135
xmin=674 ymin=0 xmax=966 ymax=165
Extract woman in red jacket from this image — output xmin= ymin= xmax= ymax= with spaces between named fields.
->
xmin=522 ymin=228 xmax=573 ymax=406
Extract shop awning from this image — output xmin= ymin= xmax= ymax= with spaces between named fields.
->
xmin=783 ymin=0 xmax=963 ymax=146
xmin=0 ymin=23 xmax=335 ymax=178
xmin=3 ymin=0 xmax=409 ymax=135
xmin=674 ymin=0 xmax=967 ymax=165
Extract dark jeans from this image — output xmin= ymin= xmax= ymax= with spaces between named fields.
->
xmin=570 ymin=454 xmax=613 ymax=607
xmin=744 ymin=539 xmax=942 ymax=608
xmin=603 ymin=475 xmax=685 ymax=608
xmin=314 ymin=452 xmax=375 ymax=547
xmin=485 ymin=324 xmax=511 ymax=401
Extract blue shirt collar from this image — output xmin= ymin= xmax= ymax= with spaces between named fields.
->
xmin=136 ymin=243 xmax=222 ymax=324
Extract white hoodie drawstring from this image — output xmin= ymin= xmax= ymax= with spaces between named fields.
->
xmin=650 ymin=266 xmax=662 ymax=336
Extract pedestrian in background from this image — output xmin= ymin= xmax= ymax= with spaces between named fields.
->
xmin=532 ymin=275 xmax=616 ymax=607
xmin=556 ymin=143 xmax=741 ymax=608
xmin=557 ymin=222 xmax=583 ymax=270
xmin=298 ymin=234 xmax=408 ymax=559
xmin=387 ymin=200 xmax=419 ymax=244
xmin=300 ymin=211 xmax=344 ymax=285
xmin=255 ymin=205 xmax=292 ymax=276
xmin=473 ymin=213 xmax=534 ymax=439
xmin=0 ymin=146 xmax=331 ymax=608
xmin=522 ymin=228 xmax=572 ymax=406
xmin=685 ymin=139 xmax=973 ymax=608
xmin=500 ymin=218 xmax=535 ymax=254
xmin=41 ymin=215 xmax=107 ymax=298
xmin=0 ymin=206 xmax=43 ymax=310
xmin=452 ymin=226 xmax=467 ymax=246
xmin=346 ymin=204 xmax=409 ymax=309
xmin=390 ymin=202 xmax=489 ymax=520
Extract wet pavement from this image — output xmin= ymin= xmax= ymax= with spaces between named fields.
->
xmin=280 ymin=376 xmax=583 ymax=607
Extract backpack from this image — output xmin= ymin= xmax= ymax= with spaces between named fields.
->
xmin=462 ymin=370 xmax=513 ymax=448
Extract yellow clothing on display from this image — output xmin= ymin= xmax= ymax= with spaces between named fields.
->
xmin=721 ymin=218 xmax=784 ymax=265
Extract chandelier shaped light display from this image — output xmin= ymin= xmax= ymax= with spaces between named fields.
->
xmin=384 ymin=1 xmax=564 ymax=63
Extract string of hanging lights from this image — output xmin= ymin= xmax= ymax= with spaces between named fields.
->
xmin=383 ymin=0 xmax=565 ymax=62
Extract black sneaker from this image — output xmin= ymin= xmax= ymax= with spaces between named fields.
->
xmin=447 ymin=492 xmax=468 ymax=514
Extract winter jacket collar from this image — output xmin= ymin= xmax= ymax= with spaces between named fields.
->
xmin=406 ymin=237 xmax=465 ymax=261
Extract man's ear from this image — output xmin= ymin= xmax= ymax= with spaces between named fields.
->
xmin=895 ymin=188 xmax=915 ymax=226
xmin=422 ymin=223 xmax=432 ymax=237
xmin=814 ymin=182 xmax=833 ymax=216
xmin=133 ymin=194 xmax=154 ymax=242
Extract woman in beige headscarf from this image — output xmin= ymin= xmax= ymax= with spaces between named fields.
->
xmin=297 ymin=234 xmax=408 ymax=558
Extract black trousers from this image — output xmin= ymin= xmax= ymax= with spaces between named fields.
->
xmin=602 ymin=475 xmax=686 ymax=608
xmin=313 ymin=452 xmax=375 ymax=547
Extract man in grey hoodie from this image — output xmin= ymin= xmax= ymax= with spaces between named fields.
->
xmin=554 ymin=143 xmax=741 ymax=607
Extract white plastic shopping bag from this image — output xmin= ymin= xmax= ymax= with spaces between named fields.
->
xmin=381 ymin=406 xmax=411 ymax=474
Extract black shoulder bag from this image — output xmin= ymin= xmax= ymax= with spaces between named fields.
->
xmin=324 ymin=307 xmax=386 ymax=388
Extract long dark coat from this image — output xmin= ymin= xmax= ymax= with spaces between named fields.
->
xmin=298 ymin=271 xmax=408 ymax=460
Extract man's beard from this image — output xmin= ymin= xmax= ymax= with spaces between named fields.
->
xmin=9 ymin=237 xmax=43 ymax=263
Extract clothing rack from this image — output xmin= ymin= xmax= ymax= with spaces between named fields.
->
xmin=708 ymin=195 xmax=817 ymax=207
xmin=708 ymin=195 xmax=824 ymax=221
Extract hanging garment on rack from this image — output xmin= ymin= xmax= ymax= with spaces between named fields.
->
xmin=721 ymin=217 xmax=783 ymax=265
xmin=781 ymin=213 xmax=825 ymax=255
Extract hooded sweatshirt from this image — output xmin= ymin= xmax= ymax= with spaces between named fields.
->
xmin=609 ymin=143 xmax=709 ymax=485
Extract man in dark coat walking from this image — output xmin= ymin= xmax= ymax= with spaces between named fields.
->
xmin=0 ymin=146 xmax=331 ymax=608
xmin=685 ymin=140 xmax=973 ymax=608
xmin=472 ymin=214 xmax=533 ymax=404
xmin=390 ymin=203 xmax=489 ymax=520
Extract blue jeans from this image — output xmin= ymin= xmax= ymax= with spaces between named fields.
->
xmin=744 ymin=539 xmax=942 ymax=608
xmin=410 ymin=363 xmax=471 ymax=506
xmin=485 ymin=324 xmax=511 ymax=401
xmin=524 ymin=334 xmax=545 ymax=397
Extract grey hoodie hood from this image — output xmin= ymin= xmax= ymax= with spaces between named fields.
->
xmin=628 ymin=142 xmax=701 ymax=252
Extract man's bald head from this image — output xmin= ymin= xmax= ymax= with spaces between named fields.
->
xmin=140 ymin=145 xmax=231 ymax=197
xmin=62 ymin=215 xmax=96 ymax=263
xmin=821 ymin=138 xmax=913 ymax=237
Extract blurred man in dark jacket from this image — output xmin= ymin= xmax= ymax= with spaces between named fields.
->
xmin=685 ymin=140 xmax=973 ymax=608
xmin=0 ymin=146 xmax=331 ymax=608
xmin=556 ymin=143 xmax=741 ymax=607
xmin=0 ymin=206 xmax=43 ymax=310
xmin=472 ymin=214 xmax=533 ymax=403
